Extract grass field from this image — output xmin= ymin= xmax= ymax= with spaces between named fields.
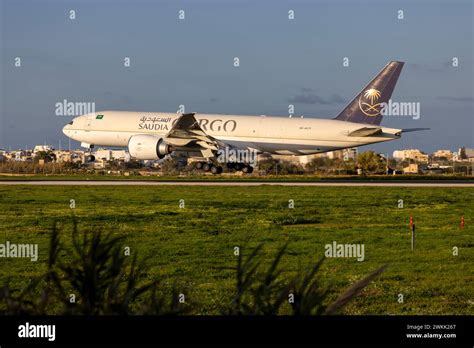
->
xmin=0 ymin=185 xmax=472 ymax=315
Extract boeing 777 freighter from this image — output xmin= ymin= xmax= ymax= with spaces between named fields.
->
xmin=62 ymin=61 xmax=427 ymax=174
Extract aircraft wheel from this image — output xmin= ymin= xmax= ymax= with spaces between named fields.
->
xmin=242 ymin=165 xmax=253 ymax=174
xmin=202 ymin=163 xmax=211 ymax=172
xmin=210 ymin=165 xmax=222 ymax=174
xmin=195 ymin=162 xmax=204 ymax=170
xmin=226 ymin=162 xmax=235 ymax=169
xmin=234 ymin=163 xmax=243 ymax=171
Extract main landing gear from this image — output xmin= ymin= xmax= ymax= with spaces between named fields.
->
xmin=226 ymin=162 xmax=254 ymax=173
xmin=195 ymin=161 xmax=223 ymax=174
xmin=194 ymin=161 xmax=254 ymax=174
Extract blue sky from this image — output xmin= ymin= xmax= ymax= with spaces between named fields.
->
xmin=1 ymin=0 xmax=473 ymax=153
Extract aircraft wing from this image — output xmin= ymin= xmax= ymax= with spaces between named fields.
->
xmin=164 ymin=113 xmax=228 ymax=157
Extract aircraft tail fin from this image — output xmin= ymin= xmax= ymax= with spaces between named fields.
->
xmin=334 ymin=61 xmax=404 ymax=126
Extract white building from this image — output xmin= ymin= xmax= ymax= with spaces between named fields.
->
xmin=327 ymin=148 xmax=357 ymax=161
xmin=93 ymin=149 xmax=130 ymax=162
xmin=343 ymin=148 xmax=358 ymax=161
xmin=33 ymin=145 xmax=54 ymax=153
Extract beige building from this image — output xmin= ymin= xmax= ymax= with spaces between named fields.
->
xmin=11 ymin=150 xmax=33 ymax=161
xmin=432 ymin=149 xmax=453 ymax=160
xmin=393 ymin=149 xmax=428 ymax=163
xmin=455 ymin=148 xmax=474 ymax=162
xmin=270 ymin=153 xmax=329 ymax=165
xmin=403 ymin=163 xmax=419 ymax=174
xmin=53 ymin=150 xmax=85 ymax=163
xmin=263 ymin=149 xmax=356 ymax=165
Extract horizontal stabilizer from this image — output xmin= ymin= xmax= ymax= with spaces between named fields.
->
xmin=401 ymin=128 xmax=430 ymax=133
xmin=347 ymin=127 xmax=382 ymax=137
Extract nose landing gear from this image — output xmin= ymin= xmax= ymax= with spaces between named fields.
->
xmin=82 ymin=143 xmax=95 ymax=163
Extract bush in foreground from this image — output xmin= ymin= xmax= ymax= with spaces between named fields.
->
xmin=0 ymin=221 xmax=386 ymax=315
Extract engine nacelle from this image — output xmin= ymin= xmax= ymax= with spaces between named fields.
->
xmin=128 ymin=134 xmax=172 ymax=160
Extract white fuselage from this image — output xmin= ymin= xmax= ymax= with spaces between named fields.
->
xmin=63 ymin=111 xmax=401 ymax=156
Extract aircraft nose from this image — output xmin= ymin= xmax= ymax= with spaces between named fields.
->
xmin=62 ymin=121 xmax=73 ymax=136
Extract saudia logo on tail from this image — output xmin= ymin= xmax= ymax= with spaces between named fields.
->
xmin=359 ymin=88 xmax=382 ymax=117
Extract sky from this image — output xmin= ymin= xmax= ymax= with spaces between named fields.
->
xmin=0 ymin=0 xmax=473 ymax=154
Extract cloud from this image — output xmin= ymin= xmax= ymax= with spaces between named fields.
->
xmin=288 ymin=89 xmax=346 ymax=105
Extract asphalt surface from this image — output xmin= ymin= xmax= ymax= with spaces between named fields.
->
xmin=0 ymin=181 xmax=473 ymax=187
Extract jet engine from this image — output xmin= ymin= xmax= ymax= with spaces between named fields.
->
xmin=128 ymin=134 xmax=172 ymax=160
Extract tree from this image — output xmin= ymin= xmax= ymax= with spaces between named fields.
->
xmin=305 ymin=157 xmax=332 ymax=174
xmin=257 ymin=158 xmax=279 ymax=175
xmin=35 ymin=151 xmax=56 ymax=163
xmin=124 ymin=160 xmax=143 ymax=169
xmin=357 ymin=151 xmax=385 ymax=174
xmin=278 ymin=160 xmax=304 ymax=175
xmin=161 ymin=158 xmax=180 ymax=175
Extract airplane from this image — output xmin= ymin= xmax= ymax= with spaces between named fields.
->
xmin=63 ymin=61 xmax=427 ymax=174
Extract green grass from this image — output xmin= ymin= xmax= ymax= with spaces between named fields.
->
xmin=0 ymin=185 xmax=472 ymax=315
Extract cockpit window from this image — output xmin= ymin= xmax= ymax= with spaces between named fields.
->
xmin=68 ymin=121 xmax=74 ymax=125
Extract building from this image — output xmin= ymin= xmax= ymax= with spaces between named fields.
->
xmin=10 ymin=150 xmax=34 ymax=162
xmin=54 ymin=150 xmax=72 ymax=163
xmin=455 ymin=148 xmax=474 ymax=162
xmin=465 ymin=148 xmax=474 ymax=160
xmin=326 ymin=148 xmax=358 ymax=161
xmin=53 ymin=150 xmax=85 ymax=163
xmin=111 ymin=150 xmax=130 ymax=162
xmin=432 ymin=149 xmax=453 ymax=160
xmin=33 ymin=145 xmax=54 ymax=153
xmin=327 ymin=150 xmax=344 ymax=160
xmin=403 ymin=163 xmax=419 ymax=174
xmin=301 ymin=153 xmax=328 ymax=165
xmin=270 ymin=154 xmax=302 ymax=164
xmin=393 ymin=149 xmax=429 ymax=163
xmin=343 ymin=148 xmax=358 ymax=161
xmin=93 ymin=149 xmax=130 ymax=162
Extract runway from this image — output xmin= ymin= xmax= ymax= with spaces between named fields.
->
xmin=0 ymin=180 xmax=473 ymax=187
